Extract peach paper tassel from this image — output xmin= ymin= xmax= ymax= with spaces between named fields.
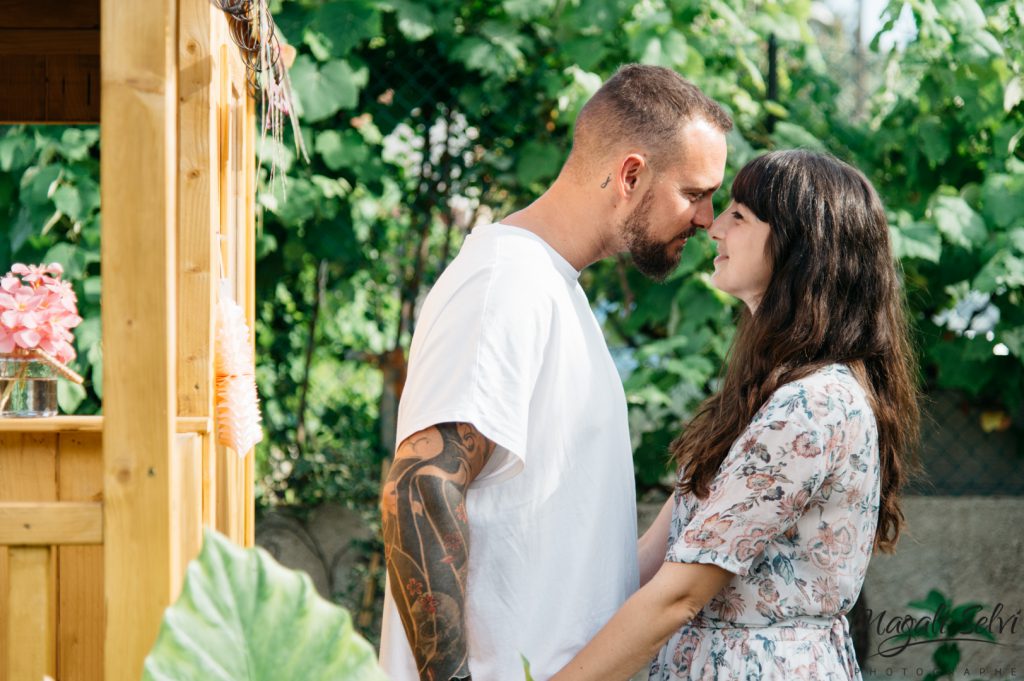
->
xmin=214 ymin=279 xmax=264 ymax=457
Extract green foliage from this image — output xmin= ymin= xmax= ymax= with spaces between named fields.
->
xmin=862 ymin=0 xmax=1024 ymax=416
xmin=142 ymin=529 xmax=387 ymax=681
xmin=0 ymin=127 xmax=102 ymax=415
xmin=893 ymin=589 xmax=997 ymax=681
xmin=1 ymin=0 xmax=1022 ymax=507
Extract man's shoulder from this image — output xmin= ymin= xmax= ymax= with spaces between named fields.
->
xmin=431 ymin=234 xmax=568 ymax=309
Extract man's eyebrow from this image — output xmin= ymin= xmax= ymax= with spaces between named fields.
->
xmin=682 ymin=184 xmax=721 ymax=194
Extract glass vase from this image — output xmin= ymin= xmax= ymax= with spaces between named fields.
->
xmin=0 ymin=354 xmax=58 ymax=417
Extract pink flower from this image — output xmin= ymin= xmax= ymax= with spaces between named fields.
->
xmin=0 ymin=326 xmax=15 ymax=354
xmin=808 ymin=523 xmax=855 ymax=570
xmin=11 ymin=262 xmax=61 ymax=284
xmin=0 ymin=263 xmax=80 ymax=362
xmin=732 ymin=525 xmax=774 ymax=563
xmin=812 ymin=575 xmax=842 ymax=612
xmin=792 ymin=431 xmax=821 ymax=458
xmin=709 ymin=585 xmax=745 ymax=621
xmin=683 ymin=513 xmax=733 ymax=549
xmin=746 ymin=473 xmax=776 ymax=490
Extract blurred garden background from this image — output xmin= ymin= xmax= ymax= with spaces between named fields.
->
xmin=1 ymin=0 xmax=1023 ymax=676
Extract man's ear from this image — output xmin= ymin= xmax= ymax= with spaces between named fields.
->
xmin=618 ymin=153 xmax=647 ymax=197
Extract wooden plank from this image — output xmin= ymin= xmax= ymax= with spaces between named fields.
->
xmin=0 ymin=546 xmax=7 ymax=681
xmin=214 ymin=442 xmax=241 ymax=542
xmin=0 ymin=416 xmax=208 ymax=433
xmin=176 ymin=416 xmax=212 ymax=433
xmin=177 ymin=0 xmax=217 ymax=420
xmin=57 ymin=431 xmax=104 ymax=681
xmin=0 ymin=432 xmax=58 ymax=500
xmin=0 ymin=0 xmax=100 ymax=29
xmin=170 ymin=434 xmax=202 ymax=599
xmin=202 ymin=432 xmax=216 ymax=528
xmin=213 ymin=36 xmax=245 ymax=545
xmin=0 ymin=29 xmax=100 ymax=55
xmin=7 ymin=547 xmax=56 ymax=680
xmin=0 ymin=431 xmax=58 ymax=681
xmin=243 ymin=85 xmax=256 ymax=548
xmin=45 ymin=54 xmax=100 ymax=123
xmin=0 ymin=416 xmax=102 ymax=433
xmin=0 ymin=502 xmax=102 ymax=544
xmin=100 ymin=0 xmax=178 ymax=677
xmin=0 ymin=54 xmax=46 ymax=122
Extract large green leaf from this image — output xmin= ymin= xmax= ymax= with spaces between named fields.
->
xmin=889 ymin=222 xmax=942 ymax=263
xmin=973 ymin=251 xmax=1024 ymax=292
xmin=515 ymin=140 xmax=564 ymax=187
xmin=931 ymin=194 xmax=987 ymax=249
xmin=305 ymin=1 xmax=381 ymax=60
xmin=981 ymin=173 xmax=1024 ymax=228
xmin=770 ymin=122 xmax=827 ymax=152
xmin=142 ymin=529 xmax=388 ymax=681
xmin=291 ymin=56 xmax=368 ymax=123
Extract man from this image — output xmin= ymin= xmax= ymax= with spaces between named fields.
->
xmin=379 ymin=64 xmax=732 ymax=681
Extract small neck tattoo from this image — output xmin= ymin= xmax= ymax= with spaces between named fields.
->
xmin=600 ymin=174 xmax=611 ymax=188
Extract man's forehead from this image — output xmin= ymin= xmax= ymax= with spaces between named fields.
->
xmin=673 ymin=121 xmax=728 ymax=182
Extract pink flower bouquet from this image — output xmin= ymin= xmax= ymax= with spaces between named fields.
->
xmin=0 ymin=263 xmax=84 ymax=413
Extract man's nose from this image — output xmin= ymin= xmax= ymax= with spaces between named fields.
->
xmin=694 ymin=197 xmax=715 ymax=230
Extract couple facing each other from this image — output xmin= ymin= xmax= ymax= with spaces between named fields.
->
xmin=378 ymin=64 xmax=920 ymax=681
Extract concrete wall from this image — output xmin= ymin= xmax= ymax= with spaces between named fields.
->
xmin=255 ymin=503 xmax=374 ymax=616
xmin=859 ymin=496 xmax=1024 ymax=680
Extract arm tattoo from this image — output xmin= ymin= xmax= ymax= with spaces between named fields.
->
xmin=381 ymin=422 xmax=495 ymax=681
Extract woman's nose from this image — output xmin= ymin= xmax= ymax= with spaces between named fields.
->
xmin=707 ymin=213 xmax=725 ymax=240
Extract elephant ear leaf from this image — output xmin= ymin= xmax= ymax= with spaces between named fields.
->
xmin=142 ymin=528 xmax=389 ymax=681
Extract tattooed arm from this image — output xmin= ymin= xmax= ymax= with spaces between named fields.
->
xmin=381 ymin=422 xmax=496 ymax=681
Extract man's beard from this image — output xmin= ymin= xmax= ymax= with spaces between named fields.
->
xmin=623 ymin=189 xmax=686 ymax=282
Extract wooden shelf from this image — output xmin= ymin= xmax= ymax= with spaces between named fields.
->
xmin=0 ymin=415 xmax=102 ymax=432
xmin=0 ymin=415 xmax=211 ymax=433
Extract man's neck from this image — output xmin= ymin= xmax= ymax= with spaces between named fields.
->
xmin=500 ymin=179 xmax=618 ymax=272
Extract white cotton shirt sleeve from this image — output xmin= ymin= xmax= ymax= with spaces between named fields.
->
xmin=394 ymin=240 xmax=555 ymax=485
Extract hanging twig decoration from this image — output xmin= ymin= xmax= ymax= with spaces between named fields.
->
xmin=210 ymin=0 xmax=309 ymax=183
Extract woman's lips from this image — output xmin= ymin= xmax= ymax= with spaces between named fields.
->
xmin=714 ymin=255 xmax=729 ymax=264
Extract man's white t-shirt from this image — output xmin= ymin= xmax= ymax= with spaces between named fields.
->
xmin=379 ymin=223 xmax=639 ymax=680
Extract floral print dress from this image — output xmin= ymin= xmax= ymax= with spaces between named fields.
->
xmin=649 ymin=364 xmax=878 ymax=680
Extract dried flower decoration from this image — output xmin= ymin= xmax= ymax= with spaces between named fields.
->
xmin=210 ymin=0 xmax=309 ymax=185
xmin=214 ymin=279 xmax=263 ymax=456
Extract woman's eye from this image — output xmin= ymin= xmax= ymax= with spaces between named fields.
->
xmin=732 ymin=211 xmax=743 ymax=220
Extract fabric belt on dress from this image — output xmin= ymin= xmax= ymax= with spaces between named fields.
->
xmin=688 ymin=614 xmax=860 ymax=679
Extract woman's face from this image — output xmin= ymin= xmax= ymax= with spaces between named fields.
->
xmin=707 ymin=201 xmax=773 ymax=312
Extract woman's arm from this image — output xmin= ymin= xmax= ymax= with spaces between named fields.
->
xmin=549 ymin=561 xmax=733 ymax=681
xmin=637 ymin=495 xmax=674 ymax=587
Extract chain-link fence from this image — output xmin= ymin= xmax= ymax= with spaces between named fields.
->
xmin=910 ymin=390 xmax=1023 ymax=496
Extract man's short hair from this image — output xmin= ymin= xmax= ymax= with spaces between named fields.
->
xmin=570 ymin=64 xmax=733 ymax=171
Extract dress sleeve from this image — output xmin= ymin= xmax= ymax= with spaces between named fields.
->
xmin=666 ymin=380 xmax=835 ymax=575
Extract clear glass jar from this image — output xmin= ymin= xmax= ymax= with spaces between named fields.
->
xmin=0 ymin=354 xmax=58 ymax=417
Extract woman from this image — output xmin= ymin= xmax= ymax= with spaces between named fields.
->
xmin=550 ymin=150 xmax=919 ymax=680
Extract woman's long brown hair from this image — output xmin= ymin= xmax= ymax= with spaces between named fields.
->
xmin=671 ymin=150 xmax=920 ymax=553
